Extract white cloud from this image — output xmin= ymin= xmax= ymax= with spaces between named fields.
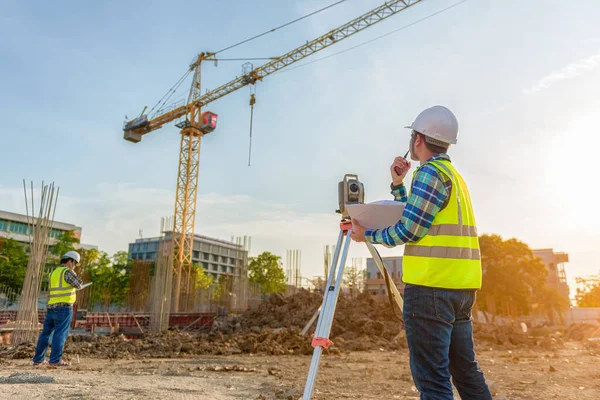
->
xmin=524 ymin=51 xmax=600 ymax=94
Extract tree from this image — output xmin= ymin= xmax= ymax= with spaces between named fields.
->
xmin=193 ymin=264 xmax=214 ymax=290
xmin=0 ymin=238 xmax=29 ymax=293
xmin=50 ymin=230 xmax=79 ymax=260
xmin=477 ymin=234 xmax=548 ymax=320
xmin=535 ymin=285 xmax=570 ymax=325
xmin=88 ymin=251 xmax=130 ymax=310
xmin=575 ymin=275 xmax=600 ymax=308
xmin=343 ymin=265 xmax=366 ymax=295
xmin=248 ymin=251 xmax=286 ymax=295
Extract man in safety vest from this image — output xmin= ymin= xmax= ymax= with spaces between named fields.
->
xmin=32 ymin=251 xmax=84 ymax=367
xmin=350 ymin=106 xmax=492 ymax=399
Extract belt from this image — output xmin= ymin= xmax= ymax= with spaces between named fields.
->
xmin=47 ymin=303 xmax=73 ymax=309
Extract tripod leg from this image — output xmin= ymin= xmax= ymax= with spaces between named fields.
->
xmin=302 ymin=229 xmax=352 ymax=400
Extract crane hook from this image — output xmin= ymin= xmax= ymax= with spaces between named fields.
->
xmin=248 ymin=93 xmax=256 ymax=166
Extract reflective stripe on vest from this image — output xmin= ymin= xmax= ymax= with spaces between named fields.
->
xmin=403 ymin=159 xmax=482 ymax=289
xmin=48 ymin=267 xmax=76 ymax=305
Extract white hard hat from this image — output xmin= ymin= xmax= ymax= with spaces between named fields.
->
xmin=62 ymin=250 xmax=81 ymax=264
xmin=405 ymin=105 xmax=459 ymax=145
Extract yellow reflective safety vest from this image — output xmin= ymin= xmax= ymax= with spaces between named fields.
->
xmin=403 ymin=159 xmax=482 ymax=289
xmin=48 ymin=266 xmax=76 ymax=305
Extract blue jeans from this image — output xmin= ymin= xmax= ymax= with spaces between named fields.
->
xmin=33 ymin=306 xmax=73 ymax=363
xmin=403 ymin=284 xmax=492 ymax=400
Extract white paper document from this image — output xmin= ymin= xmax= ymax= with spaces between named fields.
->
xmin=346 ymin=200 xmax=406 ymax=230
xmin=77 ymin=282 xmax=93 ymax=291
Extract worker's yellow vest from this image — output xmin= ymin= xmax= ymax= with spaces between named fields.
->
xmin=48 ymin=267 xmax=76 ymax=305
xmin=403 ymin=159 xmax=482 ymax=289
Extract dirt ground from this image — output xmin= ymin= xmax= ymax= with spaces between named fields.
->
xmin=1 ymin=341 xmax=599 ymax=400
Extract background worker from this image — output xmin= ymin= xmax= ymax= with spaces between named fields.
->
xmin=32 ymin=250 xmax=84 ymax=367
xmin=350 ymin=106 xmax=492 ymax=399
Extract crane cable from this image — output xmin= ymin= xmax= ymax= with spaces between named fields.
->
xmin=214 ymin=0 xmax=349 ymax=55
xmin=275 ymin=0 xmax=470 ymax=75
xmin=147 ymin=69 xmax=192 ymax=117
xmin=248 ymin=86 xmax=257 ymax=166
xmin=146 ymin=1 xmax=349 ymax=118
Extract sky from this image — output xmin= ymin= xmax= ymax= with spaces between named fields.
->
xmin=1 ymin=0 xmax=599 ymax=295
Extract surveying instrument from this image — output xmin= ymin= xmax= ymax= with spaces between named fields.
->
xmin=301 ymin=174 xmax=405 ymax=399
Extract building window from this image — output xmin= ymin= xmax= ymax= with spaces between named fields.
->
xmin=212 ymin=254 xmax=218 ymax=262
xmin=146 ymin=252 xmax=156 ymax=260
xmin=221 ymin=256 xmax=227 ymax=263
xmin=221 ymin=265 xmax=227 ymax=272
xmin=9 ymin=221 xmax=29 ymax=235
xmin=193 ymin=251 xmax=200 ymax=259
xmin=0 ymin=219 xmax=7 ymax=231
xmin=228 ymin=266 xmax=234 ymax=273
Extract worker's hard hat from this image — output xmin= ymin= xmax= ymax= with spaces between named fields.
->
xmin=405 ymin=105 xmax=459 ymax=145
xmin=61 ymin=250 xmax=81 ymax=264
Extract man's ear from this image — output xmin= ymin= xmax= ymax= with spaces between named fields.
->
xmin=413 ymin=133 xmax=421 ymax=148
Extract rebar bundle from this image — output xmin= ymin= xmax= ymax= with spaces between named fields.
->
xmin=148 ymin=217 xmax=174 ymax=333
xmin=126 ymin=260 xmax=151 ymax=311
xmin=12 ymin=181 xmax=59 ymax=346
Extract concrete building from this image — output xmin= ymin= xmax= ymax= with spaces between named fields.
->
xmin=128 ymin=232 xmax=248 ymax=281
xmin=532 ymin=249 xmax=570 ymax=300
xmin=365 ymin=256 xmax=404 ymax=296
xmin=0 ymin=209 xmax=96 ymax=251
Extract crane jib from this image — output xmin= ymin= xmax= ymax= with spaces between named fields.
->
xmin=123 ymin=0 xmax=422 ymax=140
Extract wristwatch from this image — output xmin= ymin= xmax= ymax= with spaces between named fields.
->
xmin=390 ymin=182 xmax=404 ymax=191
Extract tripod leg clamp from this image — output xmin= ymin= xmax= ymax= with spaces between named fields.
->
xmin=311 ymin=335 xmax=334 ymax=349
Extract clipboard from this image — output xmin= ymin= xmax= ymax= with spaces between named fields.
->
xmin=346 ymin=200 xmax=406 ymax=230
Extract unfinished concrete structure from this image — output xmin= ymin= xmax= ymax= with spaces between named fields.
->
xmin=365 ymin=256 xmax=404 ymax=297
xmin=533 ymin=248 xmax=570 ymax=300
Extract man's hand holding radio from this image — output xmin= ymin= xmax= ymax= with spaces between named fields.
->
xmin=391 ymin=156 xmax=411 ymax=186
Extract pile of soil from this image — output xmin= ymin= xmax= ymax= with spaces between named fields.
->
xmin=473 ymin=323 xmax=564 ymax=350
xmin=0 ymin=291 xmax=582 ymax=360
xmin=563 ymin=323 xmax=600 ymax=341
xmin=227 ymin=290 xmax=406 ymax=352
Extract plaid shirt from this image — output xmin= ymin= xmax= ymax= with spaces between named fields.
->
xmin=365 ymin=154 xmax=453 ymax=247
xmin=47 ymin=268 xmax=83 ymax=309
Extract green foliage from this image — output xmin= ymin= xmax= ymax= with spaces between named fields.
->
xmin=477 ymin=234 xmax=548 ymax=318
xmin=248 ymin=251 xmax=286 ymax=295
xmin=50 ymin=230 xmax=80 ymax=260
xmin=211 ymin=274 xmax=232 ymax=303
xmin=0 ymin=238 xmax=29 ymax=293
xmin=193 ymin=264 xmax=214 ymax=290
xmin=575 ymin=275 xmax=600 ymax=308
xmin=88 ymin=251 xmax=130 ymax=310
xmin=343 ymin=265 xmax=366 ymax=293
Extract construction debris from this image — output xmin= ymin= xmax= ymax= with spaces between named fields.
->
xmin=0 ymin=290 xmax=578 ymax=360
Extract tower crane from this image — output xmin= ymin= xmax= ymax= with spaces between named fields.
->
xmin=123 ymin=0 xmax=422 ymax=312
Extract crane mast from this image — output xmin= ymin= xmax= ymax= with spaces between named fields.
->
xmin=123 ymin=0 xmax=422 ymax=312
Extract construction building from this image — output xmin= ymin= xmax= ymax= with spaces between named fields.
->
xmin=532 ymin=249 xmax=570 ymax=300
xmin=0 ymin=209 xmax=96 ymax=251
xmin=365 ymin=256 xmax=404 ymax=296
xmin=129 ymin=232 xmax=248 ymax=281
